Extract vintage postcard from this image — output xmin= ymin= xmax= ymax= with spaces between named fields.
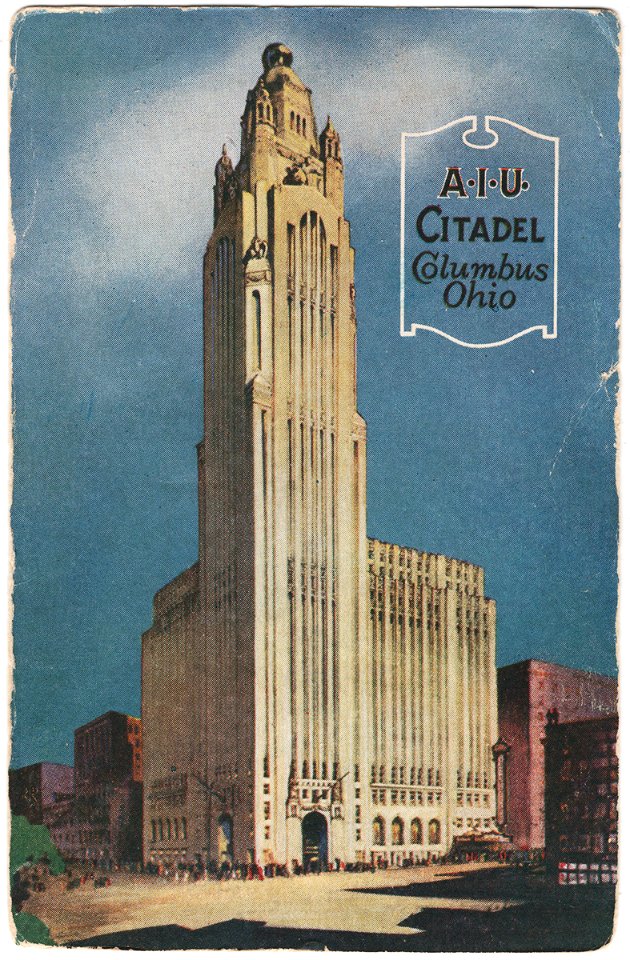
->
xmin=8 ymin=5 xmax=620 ymax=951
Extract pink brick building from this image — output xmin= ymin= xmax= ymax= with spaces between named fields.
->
xmin=497 ymin=659 xmax=616 ymax=850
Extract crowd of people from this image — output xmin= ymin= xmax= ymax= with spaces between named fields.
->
xmin=14 ymin=846 xmax=538 ymax=907
xmin=56 ymin=852 xmax=452 ymax=887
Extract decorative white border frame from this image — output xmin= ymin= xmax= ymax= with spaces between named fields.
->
xmin=400 ymin=116 xmax=559 ymax=348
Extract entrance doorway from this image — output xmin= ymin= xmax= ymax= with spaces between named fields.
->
xmin=302 ymin=811 xmax=328 ymax=872
xmin=217 ymin=814 xmax=233 ymax=863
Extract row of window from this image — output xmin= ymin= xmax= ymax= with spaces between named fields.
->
xmin=289 ymin=110 xmax=308 ymax=137
xmin=256 ymin=100 xmax=277 ymax=126
xmin=286 ymin=216 xmax=338 ymax=290
xmin=557 ymin=832 xmax=618 ymax=855
xmin=372 ymin=766 xmax=442 ymax=786
xmin=369 ymin=609 xmax=489 ymax=638
xmin=151 ymin=817 xmax=187 ymax=842
xmin=368 ymin=544 xmax=482 ymax=576
xmin=372 ymin=815 xmax=441 ymax=846
xmin=371 ymin=789 xmax=442 ymax=807
xmin=77 ymin=725 xmax=111 ymax=760
xmin=54 ymin=829 xmax=106 ymax=846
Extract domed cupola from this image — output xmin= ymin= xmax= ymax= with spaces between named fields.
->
xmin=262 ymin=42 xmax=293 ymax=72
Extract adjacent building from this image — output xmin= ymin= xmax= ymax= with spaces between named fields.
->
xmin=55 ymin=711 xmax=144 ymax=863
xmin=544 ymin=712 xmax=618 ymax=885
xmin=497 ymin=659 xmax=617 ymax=850
xmin=142 ymin=43 xmax=499 ymax=869
xmin=9 ymin=762 xmax=74 ymax=826
xmin=74 ymin=710 xmax=143 ymax=797
xmin=13 ymin=712 xmax=144 ymax=865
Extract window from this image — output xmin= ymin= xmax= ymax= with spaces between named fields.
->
xmin=373 ymin=816 xmax=385 ymax=846
xmin=429 ymin=818 xmax=441 ymax=845
xmin=287 ymin=223 xmax=295 ymax=279
xmin=151 ymin=820 xmax=156 ymax=842
xmin=392 ymin=817 xmax=404 ymax=846
xmin=182 ymin=817 xmax=187 ymax=840
xmin=253 ymin=291 xmax=262 ymax=369
xmin=411 ymin=818 xmax=422 ymax=844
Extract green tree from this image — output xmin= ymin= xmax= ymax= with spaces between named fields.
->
xmin=10 ymin=815 xmax=65 ymax=945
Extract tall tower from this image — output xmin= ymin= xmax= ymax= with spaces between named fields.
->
xmin=142 ymin=43 xmax=500 ymax=872
xmin=199 ymin=43 xmax=368 ymax=865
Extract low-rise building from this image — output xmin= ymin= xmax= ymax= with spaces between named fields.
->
xmin=497 ymin=659 xmax=616 ymax=850
xmin=544 ymin=712 xmax=618 ymax=885
xmin=47 ymin=782 xmax=142 ymax=865
xmin=9 ymin=762 xmax=74 ymax=825
xmin=69 ymin=711 xmax=143 ymax=863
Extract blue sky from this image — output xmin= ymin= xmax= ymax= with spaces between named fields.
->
xmin=10 ymin=7 xmax=619 ymax=767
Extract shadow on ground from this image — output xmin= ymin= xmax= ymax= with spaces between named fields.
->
xmin=69 ymin=868 xmax=616 ymax=951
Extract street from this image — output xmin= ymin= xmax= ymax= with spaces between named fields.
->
xmin=24 ymin=862 xmax=616 ymax=950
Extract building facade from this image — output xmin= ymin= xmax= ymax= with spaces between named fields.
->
xmin=71 ymin=711 xmax=143 ymax=863
xmin=497 ymin=659 xmax=617 ymax=850
xmin=74 ymin=710 xmax=143 ymax=797
xmin=142 ymin=43 xmax=498 ymax=869
xmin=544 ymin=713 xmax=618 ymax=885
xmin=44 ymin=712 xmax=143 ymax=864
xmin=11 ymin=715 xmax=144 ymax=864
xmin=9 ymin=762 xmax=74 ymax=826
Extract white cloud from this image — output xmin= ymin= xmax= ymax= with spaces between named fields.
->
xmin=54 ymin=35 xmax=509 ymax=284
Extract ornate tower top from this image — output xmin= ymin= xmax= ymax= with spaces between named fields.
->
xmin=262 ymin=42 xmax=293 ymax=71
xmin=213 ymin=45 xmax=345 ymax=223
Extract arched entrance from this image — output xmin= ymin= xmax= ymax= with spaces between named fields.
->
xmin=302 ymin=811 xmax=328 ymax=872
xmin=217 ymin=814 xmax=234 ymax=863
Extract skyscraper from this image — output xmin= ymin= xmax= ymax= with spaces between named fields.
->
xmin=142 ymin=44 xmax=498 ymax=869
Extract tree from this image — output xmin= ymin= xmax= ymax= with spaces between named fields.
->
xmin=10 ymin=815 xmax=65 ymax=945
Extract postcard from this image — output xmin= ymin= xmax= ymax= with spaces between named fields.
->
xmin=8 ymin=5 xmax=619 ymax=950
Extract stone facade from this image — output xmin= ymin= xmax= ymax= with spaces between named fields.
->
xmin=142 ymin=44 xmax=498 ymax=868
xmin=497 ymin=659 xmax=617 ymax=850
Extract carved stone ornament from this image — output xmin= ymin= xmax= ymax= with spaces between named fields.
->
xmin=215 ymin=143 xmax=233 ymax=187
xmin=284 ymin=163 xmax=308 ymax=186
xmin=243 ymin=235 xmax=268 ymax=264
